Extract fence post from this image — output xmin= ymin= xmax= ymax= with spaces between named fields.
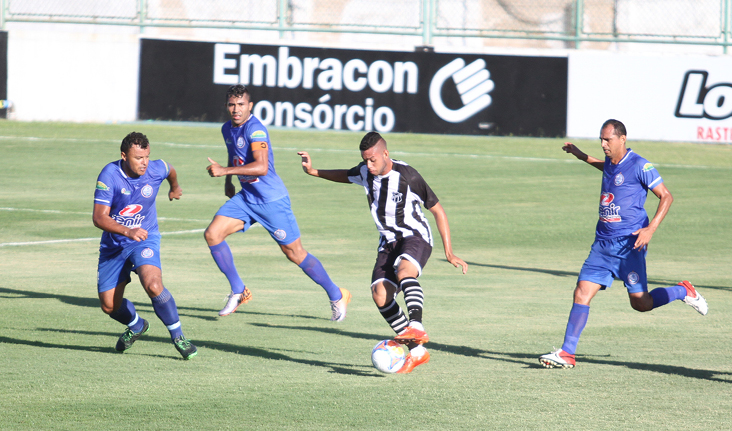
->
xmin=574 ymin=0 xmax=583 ymax=49
xmin=422 ymin=0 xmax=433 ymax=47
xmin=279 ymin=0 xmax=288 ymax=40
xmin=724 ymin=0 xmax=730 ymax=54
xmin=138 ymin=0 xmax=146 ymax=34
xmin=1 ymin=0 xmax=5 ymax=31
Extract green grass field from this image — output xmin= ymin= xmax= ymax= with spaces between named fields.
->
xmin=0 ymin=120 xmax=730 ymax=430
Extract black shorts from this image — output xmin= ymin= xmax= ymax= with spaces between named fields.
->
xmin=371 ymin=235 xmax=432 ymax=288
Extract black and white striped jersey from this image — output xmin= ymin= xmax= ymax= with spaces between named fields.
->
xmin=347 ymin=160 xmax=439 ymax=249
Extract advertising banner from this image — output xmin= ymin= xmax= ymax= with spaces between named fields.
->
xmin=567 ymin=51 xmax=732 ymax=143
xmin=139 ymin=39 xmax=567 ymax=137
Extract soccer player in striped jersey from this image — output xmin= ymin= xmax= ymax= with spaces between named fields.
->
xmin=539 ymin=119 xmax=707 ymax=369
xmin=298 ymin=132 xmax=468 ymax=373
xmin=205 ymin=85 xmax=350 ymax=321
xmin=93 ymin=132 xmax=197 ymax=359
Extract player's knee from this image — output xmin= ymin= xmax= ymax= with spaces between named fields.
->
xmin=100 ymin=302 xmax=115 ymax=315
xmin=203 ymin=226 xmax=220 ymax=245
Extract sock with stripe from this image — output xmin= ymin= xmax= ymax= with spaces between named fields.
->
xmin=109 ymin=298 xmax=145 ymax=333
xmin=378 ymin=299 xmax=409 ymax=335
xmin=151 ymin=288 xmax=183 ymax=340
xmin=400 ymin=277 xmax=424 ymax=323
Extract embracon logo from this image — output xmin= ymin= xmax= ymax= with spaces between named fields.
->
xmin=429 ymin=58 xmax=494 ymax=123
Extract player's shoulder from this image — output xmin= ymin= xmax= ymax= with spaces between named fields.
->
xmin=392 ymin=160 xmax=424 ymax=178
xmin=626 ymin=149 xmax=657 ymax=171
xmin=244 ymin=116 xmax=270 ymax=142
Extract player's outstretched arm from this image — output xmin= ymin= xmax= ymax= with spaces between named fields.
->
xmin=428 ymin=202 xmax=468 ymax=274
xmin=297 ymin=151 xmax=350 ymax=183
xmin=632 ymin=182 xmax=673 ymax=250
xmin=166 ymin=165 xmax=183 ymax=201
xmin=562 ymin=142 xmax=604 ymax=171
xmin=92 ymin=203 xmax=148 ymax=241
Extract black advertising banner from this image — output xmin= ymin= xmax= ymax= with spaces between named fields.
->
xmin=0 ymin=32 xmax=7 ymax=119
xmin=139 ymin=39 xmax=567 ymax=136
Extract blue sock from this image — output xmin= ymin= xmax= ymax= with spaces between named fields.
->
xmin=298 ymin=253 xmax=341 ymax=301
xmin=209 ymin=241 xmax=246 ymax=294
xmin=109 ymin=299 xmax=145 ymax=333
xmin=561 ymin=303 xmax=590 ymax=355
xmin=151 ymin=288 xmax=183 ymax=340
xmin=649 ymin=284 xmax=687 ymax=309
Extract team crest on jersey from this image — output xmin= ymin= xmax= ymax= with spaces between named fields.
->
xmin=121 ymin=188 xmax=131 ymax=195
xmin=236 ymin=136 xmax=245 ymax=148
xmin=250 ymin=130 xmax=267 ymax=140
xmin=141 ymin=185 xmax=153 ymax=198
xmin=614 ymin=173 xmax=624 ymax=186
xmin=627 ymin=271 xmax=640 ymax=285
xmin=391 ymin=191 xmax=403 ymax=203
xmin=273 ymin=229 xmax=287 ymax=241
xmin=141 ymin=248 xmax=154 ymax=258
xmin=96 ymin=181 xmax=109 ymax=191
xmin=119 ymin=204 xmax=143 ymax=216
xmin=643 ymin=163 xmax=655 ymax=172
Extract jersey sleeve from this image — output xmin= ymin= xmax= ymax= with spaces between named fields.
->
xmin=347 ymin=163 xmax=367 ymax=186
xmin=637 ymin=159 xmax=663 ymax=191
xmin=405 ymin=166 xmax=439 ymax=209
xmin=94 ymin=166 xmax=116 ymax=207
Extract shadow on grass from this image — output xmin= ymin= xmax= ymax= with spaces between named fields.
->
xmin=250 ymin=322 xmax=732 ymax=384
xmin=0 ymin=286 xmax=219 ymax=321
xmin=461 ymin=260 xmax=732 ymax=291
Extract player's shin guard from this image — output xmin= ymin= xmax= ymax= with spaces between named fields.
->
xmin=400 ymin=277 xmax=424 ymax=323
xmin=209 ymin=241 xmax=246 ymax=294
xmin=298 ymin=253 xmax=341 ymax=301
xmin=378 ymin=299 xmax=409 ymax=335
xmin=109 ymin=299 xmax=145 ymax=333
xmin=561 ymin=303 xmax=590 ymax=355
xmin=151 ymin=288 xmax=183 ymax=340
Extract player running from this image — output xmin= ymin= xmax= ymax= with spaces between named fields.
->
xmin=93 ymin=132 xmax=197 ymax=359
xmin=298 ymin=132 xmax=468 ymax=373
xmin=204 ymin=85 xmax=350 ymax=320
xmin=539 ymin=119 xmax=707 ymax=369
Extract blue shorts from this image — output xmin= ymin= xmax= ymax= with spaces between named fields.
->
xmin=215 ymin=193 xmax=301 ymax=246
xmin=97 ymin=235 xmax=162 ymax=293
xmin=578 ymin=235 xmax=647 ymax=294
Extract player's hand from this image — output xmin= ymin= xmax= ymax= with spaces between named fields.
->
xmin=632 ymin=226 xmax=655 ymax=250
xmin=169 ymin=185 xmax=182 ymax=201
xmin=562 ymin=142 xmax=586 ymax=160
xmin=207 ymin=157 xmax=227 ymax=177
xmin=447 ymin=254 xmax=468 ymax=274
xmin=224 ymin=182 xmax=236 ymax=198
xmin=125 ymin=227 xmax=148 ymax=242
xmin=297 ymin=151 xmax=316 ymax=175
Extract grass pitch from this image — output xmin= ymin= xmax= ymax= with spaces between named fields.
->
xmin=0 ymin=120 xmax=731 ymax=430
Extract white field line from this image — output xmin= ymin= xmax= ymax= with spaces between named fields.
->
xmin=0 ymin=135 xmax=719 ymax=170
xmin=0 ymin=229 xmax=206 ymax=247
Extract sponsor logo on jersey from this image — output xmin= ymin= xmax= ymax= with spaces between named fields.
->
xmin=273 ymin=229 xmax=287 ymax=241
xmin=119 ymin=204 xmax=143 ymax=216
xmin=250 ymin=130 xmax=267 ymax=140
xmin=141 ymin=248 xmax=154 ymax=258
xmin=121 ymin=188 xmax=131 ymax=195
xmin=600 ymin=192 xmax=614 ymax=206
xmin=96 ymin=181 xmax=109 ymax=191
xmin=391 ymin=191 xmax=403 ymax=203
xmin=614 ymin=173 xmax=624 ymax=186
xmin=237 ymin=136 xmax=245 ymax=148
xmin=642 ymin=163 xmax=655 ymax=172
xmin=141 ymin=184 xmax=154 ymax=198
xmin=627 ymin=271 xmax=640 ymax=285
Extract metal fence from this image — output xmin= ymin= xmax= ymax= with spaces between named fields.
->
xmin=2 ymin=0 xmax=730 ymax=52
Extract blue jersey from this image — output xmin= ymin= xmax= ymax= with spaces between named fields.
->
xmin=94 ymin=159 xmax=170 ymax=254
xmin=595 ymin=149 xmax=663 ymax=241
xmin=222 ymin=115 xmax=288 ymax=205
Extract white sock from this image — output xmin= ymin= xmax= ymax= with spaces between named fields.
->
xmin=409 ymin=321 xmax=424 ymax=331
xmin=410 ymin=345 xmax=427 ymax=357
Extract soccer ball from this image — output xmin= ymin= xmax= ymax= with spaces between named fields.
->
xmin=371 ymin=339 xmax=406 ymax=373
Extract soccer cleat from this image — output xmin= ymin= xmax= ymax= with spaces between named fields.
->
xmin=219 ymin=288 xmax=253 ymax=316
xmin=115 ymin=319 xmax=149 ymax=352
xmin=679 ymin=280 xmax=708 ymax=316
xmin=394 ymin=326 xmax=429 ymax=345
xmin=539 ymin=348 xmax=576 ymax=369
xmin=330 ymin=288 xmax=352 ymax=322
xmin=397 ymin=350 xmax=431 ymax=374
xmin=173 ymin=335 xmax=198 ymax=360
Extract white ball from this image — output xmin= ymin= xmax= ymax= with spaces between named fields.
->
xmin=371 ymin=339 xmax=406 ymax=373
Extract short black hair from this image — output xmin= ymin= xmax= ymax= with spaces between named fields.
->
xmin=601 ymin=119 xmax=627 ymax=138
xmin=359 ymin=132 xmax=385 ymax=151
xmin=120 ymin=132 xmax=149 ymax=153
xmin=226 ymin=84 xmax=252 ymax=103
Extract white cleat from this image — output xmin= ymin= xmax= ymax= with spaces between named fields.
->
xmin=219 ymin=288 xmax=252 ymax=316
xmin=330 ymin=288 xmax=352 ymax=322
xmin=679 ymin=281 xmax=708 ymax=316
xmin=539 ymin=348 xmax=576 ymax=369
